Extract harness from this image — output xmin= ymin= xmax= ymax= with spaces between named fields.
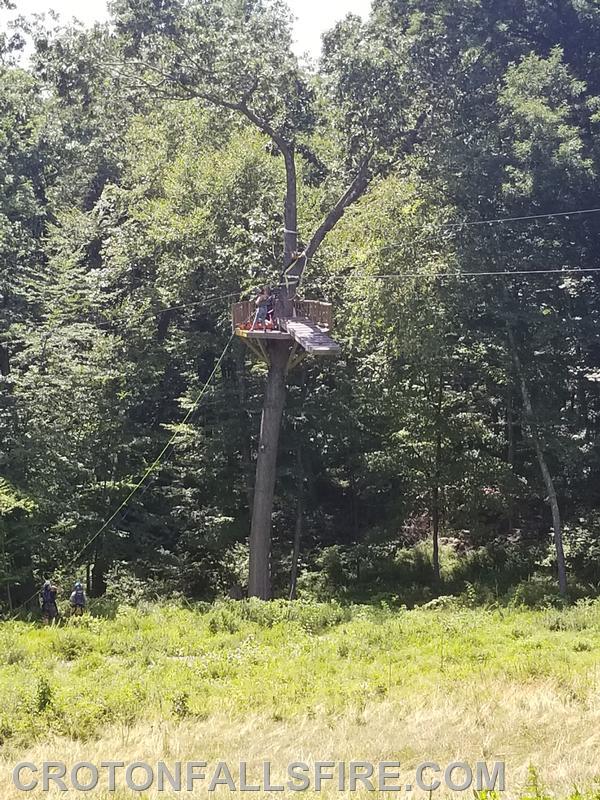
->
xmin=73 ymin=588 xmax=85 ymax=606
xmin=42 ymin=586 xmax=54 ymax=606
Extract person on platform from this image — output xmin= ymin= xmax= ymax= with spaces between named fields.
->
xmin=250 ymin=286 xmax=271 ymax=330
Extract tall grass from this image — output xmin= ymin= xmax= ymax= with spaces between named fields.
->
xmin=1 ymin=599 xmax=599 ymax=797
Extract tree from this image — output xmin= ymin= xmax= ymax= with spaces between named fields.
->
xmin=108 ymin=0 xmax=434 ymax=597
xmin=5 ymin=0 xmax=600 ymax=608
xmin=0 ymin=478 xmax=36 ymax=610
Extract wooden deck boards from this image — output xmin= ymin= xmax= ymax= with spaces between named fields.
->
xmin=285 ymin=318 xmax=341 ymax=356
xmin=235 ymin=329 xmax=292 ymax=340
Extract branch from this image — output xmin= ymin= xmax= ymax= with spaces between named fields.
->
xmin=235 ymin=101 xmax=290 ymax=154
xmin=107 ymin=57 xmax=291 ymax=152
xmin=109 ymin=54 xmax=299 ymax=261
xmin=303 ymin=152 xmax=372 ymax=264
xmin=295 ymin=143 xmax=328 ymax=181
xmin=399 ymin=109 xmax=428 ymax=156
xmin=285 ymin=109 xmax=430 ymax=280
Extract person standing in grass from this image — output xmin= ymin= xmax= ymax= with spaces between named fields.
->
xmin=69 ymin=581 xmax=87 ymax=616
xmin=40 ymin=580 xmax=59 ymax=625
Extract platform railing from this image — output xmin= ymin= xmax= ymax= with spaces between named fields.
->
xmin=231 ymin=299 xmax=333 ymax=332
xmin=294 ymin=300 xmax=333 ymax=330
xmin=231 ymin=300 xmax=254 ymax=331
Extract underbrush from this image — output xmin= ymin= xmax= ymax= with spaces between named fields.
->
xmin=293 ymin=541 xmax=599 ymax=608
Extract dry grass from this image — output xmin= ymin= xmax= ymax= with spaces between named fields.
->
xmin=2 ymin=600 xmax=600 ymax=798
xmin=2 ymin=676 xmax=600 ymax=798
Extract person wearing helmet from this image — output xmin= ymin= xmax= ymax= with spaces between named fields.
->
xmin=69 ymin=581 xmax=87 ymax=616
xmin=40 ymin=580 xmax=59 ymax=625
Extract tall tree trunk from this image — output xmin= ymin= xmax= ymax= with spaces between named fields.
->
xmin=234 ymin=346 xmax=255 ymax=511
xmin=1 ymin=527 xmax=13 ymax=612
xmin=243 ymin=138 xmax=378 ymax=599
xmin=248 ymin=341 xmax=289 ymax=598
xmin=431 ymin=481 xmax=441 ymax=588
xmin=282 ymin=147 xmax=298 ymax=264
xmin=349 ymin=469 xmax=359 ymax=541
xmin=289 ymin=445 xmax=304 ymax=600
xmin=431 ymin=370 xmax=443 ymax=588
xmin=91 ymin=535 xmax=107 ymax=597
xmin=507 ymin=326 xmax=567 ymax=596
xmin=506 ymin=388 xmax=515 ymax=532
xmin=0 ymin=344 xmax=9 ymax=376
xmin=506 ymin=389 xmax=515 ymax=469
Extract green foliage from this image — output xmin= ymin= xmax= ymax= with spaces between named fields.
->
xmin=35 ymin=676 xmax=53 ymax=713
xmin=521 ymin=765 xmax=553 ymax=800
xmin=0 ymin=599 xmax=599 ymax=754
xmin=561 ymin=514 xmax=600 ymax=581
xmin=170 ymin=690 xmax=191 ymax=720
xmin=3 ymin=0 xmax=600 ymax=610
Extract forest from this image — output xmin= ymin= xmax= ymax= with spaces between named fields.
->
xmin=3 ymin=0 xmax=600 ymax=613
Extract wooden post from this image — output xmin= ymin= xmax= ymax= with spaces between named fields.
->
xmin=248 ymin=340 xmax=290 ymax=598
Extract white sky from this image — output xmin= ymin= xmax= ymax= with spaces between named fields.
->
xmin=1 ymin=0 xmax=372 ymax=57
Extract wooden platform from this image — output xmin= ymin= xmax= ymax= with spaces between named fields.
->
xmin=235 ymin=329 xmax=292 ymax=340
xmin=231 ymin=298 xmax=340 ymax=362
xmin=284 ymin=318 xmax=341 ymax=356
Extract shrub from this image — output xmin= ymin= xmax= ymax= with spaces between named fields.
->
xmin=421 ymin=595 xmax=461 ymax=610
xmin=171 ymin=691 xmax=191 ymax=720
xmin=0 ymin=626 xmax=29 ymax=665
xmin=51 ymin=629 xmax=90 ymax=661
xmin=0 ymin=643 xmax=28 ymax=665
xmin=543 ymin=599 xmax=600 ymax=632
xmin=507 ymin=576 xmax=564 ymax=608
xmin=207 ymin=606 xmax=240 ymax=634
xmin=35 ymin=677 xmax=53 ymax=713
xmin=232 ymin=598 xmax=350 ymax=633
xmin=0 ymin=716 xmax=13 ymax=745
xmin=562 ymin=514 xmax=600 ymax=582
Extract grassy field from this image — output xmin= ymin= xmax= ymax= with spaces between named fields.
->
xmin=1 ymin=598 xmax=600 ymax=798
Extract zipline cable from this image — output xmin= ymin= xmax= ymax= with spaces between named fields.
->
xmin=333 ymin=266 xmax=600 ymax=281
xmin=24 ymin=204 xmax=600 ymax=338
xmin=7 ymin=332 xmax=236 ymax=621
xmin=109 ymin=266 xmax=600 ymax=321
xmin=66 ymin=332 xmax=235 ymax=564
xmin=352 ymin=206 xmax=600 ymax=255
xmin=449 ymin=206 xmax=600 ymax=228
xmin=376 ymin=206 xmax=600 ymax=253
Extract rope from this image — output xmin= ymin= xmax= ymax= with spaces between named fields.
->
xmin=282 ymin=252 xmax=307 ymax=295
xmin=6 ymin=333 xmax=236 ymax=621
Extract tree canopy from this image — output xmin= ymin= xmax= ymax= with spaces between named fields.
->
xmin=2 ymin=0 xmax=600 ymax=609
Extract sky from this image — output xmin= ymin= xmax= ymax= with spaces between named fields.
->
xmin=1 ymin=0 xmax=372 ymax=58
